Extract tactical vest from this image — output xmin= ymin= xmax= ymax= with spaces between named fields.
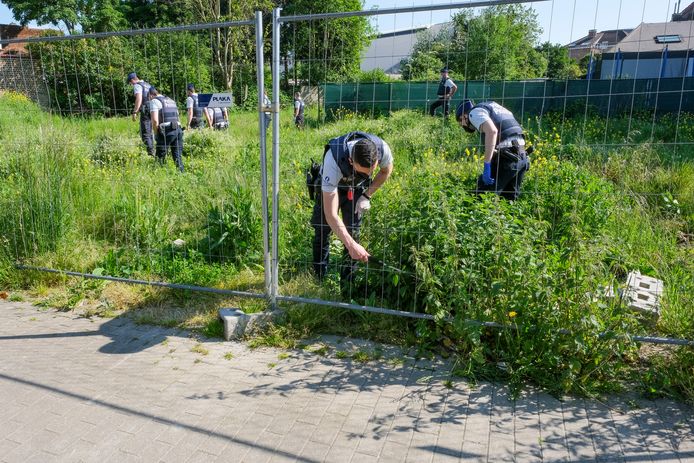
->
xmin=190 ymin=94 xmax=204 ymax=120
xmin=472 ymin=102 xmax=523 ymax=146
xmin=212 ymin=107 xmax=225 ymax=125
xmin=137 ymin=81 xmax=151 ymax=115
xmin=156 ymin=96 xmax=179 ymax=125
xmin=324 ymin=131 xmax=385 ymax=184
xmin=295 ymin=99 xmax=305 ymax=118
xmin=437 ymin=77 xmax=451 ymax=97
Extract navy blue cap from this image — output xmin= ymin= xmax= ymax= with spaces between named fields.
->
xmin=455 ymin=99 xmax=474 ymax=119
xmin=126 ymin=72 xmax=137 ymax=83
xmin=149 ymin=86 xmax=158 ymax=94
xmin=440 ymin=67 xmax=451 ymax=73
xmin=186 ymin=83 xmax=195 ymax=91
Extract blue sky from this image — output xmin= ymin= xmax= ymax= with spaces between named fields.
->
xmin=363 ymin=0 xmax=677 ymax=44
xmin=0 ymin=0 xmax=681 ymax=45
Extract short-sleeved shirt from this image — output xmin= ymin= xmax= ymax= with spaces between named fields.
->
xmin=442 ymin=78 xmax=455 ymax=91
xmin=468 ymin=103 xmax=524 ymax=147
xmin=186 ymin=93 xmax=198 ymax=110
xmin=321 ymin=140 xmax=393 ymax=193
xmin=148 ymin=98 xmax=163 ymax=114
xmin=294 ymin=100 xmax=303 ymax=110
xmin=133 ymin=82 xmax=146 ymax=95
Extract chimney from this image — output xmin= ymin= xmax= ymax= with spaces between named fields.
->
xmin=588 ymin=29 xmax=597 ymax=38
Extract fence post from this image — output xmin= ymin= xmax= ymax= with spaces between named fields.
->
xmin=255 ymin=11 xmax=272 ymax=301
xmin=271 ymin=7 xmax=282 ymax=307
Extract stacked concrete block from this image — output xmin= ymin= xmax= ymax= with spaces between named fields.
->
xmin=623 ymin=271 xmax=663 ymax=316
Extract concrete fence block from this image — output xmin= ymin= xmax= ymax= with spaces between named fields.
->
xmin=218 ymin=308 xmax=286 ymax=340
xmin=623 ymin=271 xmax=663 ymax=317
xmin=245 ymin=310 xmax=286 ymax=335
xmin=219 ymin=308 xmax=249 ymax=341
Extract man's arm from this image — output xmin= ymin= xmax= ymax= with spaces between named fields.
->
xmin=479 ymin=120 xmax=498 ymax=163
xmin=151 ymin=110 xmax=159 ymax=134
xmin=133 ymin=93 xmax=143 ymax=113
xmin=364 ymin=163 xmax=393 ymax=198
xmin=132 ymin=93 xmax=142 ymax=120
xmin=448 ymin=81 xmax=458 ymax=99
xmin=322 ymin=190 xmax=369 ymax=262
xmin=187 ymin=107 xmax=193 ymax=127
xmin=204 ymin=108 xmax=213 ymax=128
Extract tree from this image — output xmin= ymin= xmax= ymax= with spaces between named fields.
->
xmin=4 ymin=0 xmax=130 ymax=34
xmin=400 ymin=51 xmax=443 ymax=81
xmin=4 ymin=0 xmax=81 ymax=33
xmin=121 ymin=0 xmax=195 ymax=29
xmin=450 ymin=5 xmax=546 ymax=80
xmin=406 ymin=5 xmax=546 ymax=81
xmin=537 ymin=42 xmax=581 ymax=79
xmin=279 ymin=0 xmax=373 ymax=84
xmin=189 ymin=0 xmax=273 ymax=92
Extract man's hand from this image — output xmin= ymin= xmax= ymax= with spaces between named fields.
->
xmin=355 ymin=196 xmax=371 ymax=217
xmin=131 ymin=112 xmax=137 ymax=121
xmin=482 ymin=162 xmax=495 ymax=186
xmin=348 ymin=242 xmax=370 ymax=262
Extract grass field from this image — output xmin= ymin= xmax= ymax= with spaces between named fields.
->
xmin=0 ymin=91 xmax=692 ymax=402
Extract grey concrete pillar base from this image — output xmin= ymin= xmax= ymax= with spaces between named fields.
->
xmin=219 ymin=308 xmax=285 ymax=341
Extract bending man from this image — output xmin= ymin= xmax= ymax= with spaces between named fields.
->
xmin=456 ymin=99 xmax=530 ymax=200
xmin=311 ymin=131 xmax=394 ymax=281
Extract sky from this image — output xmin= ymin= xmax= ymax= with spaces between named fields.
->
xmin=362 ymin=0 xmax=679 ymax=45
xmin=0 ymin=0 xmax=684 ymax=45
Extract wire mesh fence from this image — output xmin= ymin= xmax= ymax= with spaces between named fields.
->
xmin=270 ymin=0 xmax=694 ymax=345
xmin=0 ymin=18 xmax=271 ymax=300
xmin=0 ymin=0 xmax=692 ymax=347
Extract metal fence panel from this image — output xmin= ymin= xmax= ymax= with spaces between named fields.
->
xmin=0 ymin=19 xmax=271 ymax=302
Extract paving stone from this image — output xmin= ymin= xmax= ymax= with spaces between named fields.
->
xmin=0 ymin=301 xmax=692 ymax=463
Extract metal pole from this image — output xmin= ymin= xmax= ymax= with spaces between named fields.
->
xmin=255 ymin=11 xmax=272 ymax=301
xmin=16 ymin=265 xmax=266 ymax=299
xmin=277 ymin=0 xmax=550 ymax=22
xmin=271 ymin=7 xmax=282 ymax=307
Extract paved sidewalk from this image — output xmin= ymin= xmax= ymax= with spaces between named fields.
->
xmin=0 ymin=300 xmax=692 ymax=463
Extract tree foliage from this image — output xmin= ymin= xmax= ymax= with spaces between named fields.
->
xmin=279 ymin=0 xmax=373 ymax=84
xmin=3 ymin=0 xmax=196 ymax=33
xmin=30 ymin=32 xmax=212 ymax=116
xmin=537 ymin=42 xmax=582 ymax=79
xmin=406 ymin=5 xmax=547 ymax=81
xmin=189 ymin=0 xmax=273 ymax=93
xmin=400 ymin=51 xmax=444 ymax=81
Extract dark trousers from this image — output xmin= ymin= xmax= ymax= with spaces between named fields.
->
xmin=311 ymin=185 xmax=365 ymax=281
xmin=476 ymin=149 xmax=530 ymax=200
xmin=190 ymin=117 xmax=203 ymax=129
xmin=139 ymin=114 xmax=154 ymax=155
xmin=155 ymin=127 xmax=185 ymax=172
xmin=429 ymin=97 xmax=450 ymax=116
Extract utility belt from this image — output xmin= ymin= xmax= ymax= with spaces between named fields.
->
xmin=305 ymin=159 xmax=370 ymax=203
xmin=496 ymin=137 xmax=528 ymax=163
xmin=337 ymin=178 xmax=370 ymax=202
xmin=214 ymin=121 xmax=229 ymax=130
xmin=159 ymin=120 xmax=180 ymax=133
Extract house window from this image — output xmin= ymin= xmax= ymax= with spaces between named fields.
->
xmin=654 ymin=35 xmax=682 ymax=44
